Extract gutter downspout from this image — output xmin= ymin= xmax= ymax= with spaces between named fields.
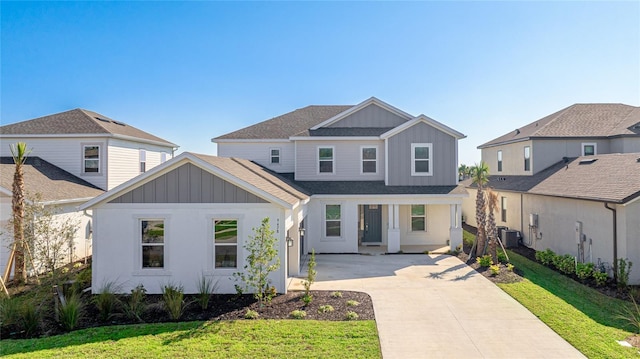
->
xmin=604 ymin=203 xmax=618 ymax=283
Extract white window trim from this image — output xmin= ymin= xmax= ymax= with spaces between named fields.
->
xmin=411 ymin=143 xmax=433 ymax=176
xmin=81 ymin=143 xmax=103 ymax=175
xmin=212 ymin=218 xmax=240 ymax=270
xmin=524 ymin=146 xmax=531 ymax=172
xmin=323 ymin=203 xmax=343 ymax=240
xmin=206 ymin=214 xmax=244 ymax=274
xmin=581 ymin=143 xmax=597 ymax=156
xmin=360 ymin=145 xmax=378 ymax=175
xmin=497 ymin=150 xmax=503 ymax=172
xmin=269 ymin=147 xmax=281 ymax=165
xmin=317 ymin=146 xmax=335 ymax=175
xmin=139 ymin=149 xmax=147 ymax=173
xmin=132 ymin=215 xmax=172 ymax=276
xmin=410 ymin=204 xmax=427 ymax=232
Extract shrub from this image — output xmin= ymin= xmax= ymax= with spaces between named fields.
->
xmin=618 ymin=258 xmax=633 ymax=289
xmin=345 ymin=311 xmax=359 ymax=320
xmin=489 ymin=264 xmax=500 ymax=276
xmin=477 ymin=255 xmax=493 ymax=267
xmin=330 ymin=291 xmax=343 ymax=298
xmin=535 ymin=249 xmax=556 ymax=266
xmin=576 ymin=262 xmax=595 ymax=281
xmin=302 ymin=249 xmax=317 ymax=297
xmin=124 ymin=284 xmax=146 ymax=322
xmin=162 ymin=283 xmax=185 ymax=321
xmin=506 ymin=263 xmax=515 ymax=272
xmin=59 ymin=293 xmax=83 ymax=331
xmin=318 ymin=305 xmax=334 ymax=313
xmin=302 ymin=294 xmax=313 ymax=306
xmin=593 ymin=270 xmax=608 ymax=287
xmin=196 ymin=274 xmax=217 ymax=311
xmin=21 ymin=300 xmax=40 ymax=337
xmin=94 ymin=281 xmax=121 ymax=322
xmin=346 ymin=300 xmax=360 ymax=307
xmin=497 ymin=251 xmax=508 ymax=263
xmin=554 ymin=254 xmax=576 ymax=275
xmin=72 ymin=268 xmax=92 ymax=294
xmin=244 ymin=309 xmax=259 ymax=319
xmin=0 ymin=297 xmax=21 ymax=329
xmin=290 ymin=310 xmax=306 ymax=319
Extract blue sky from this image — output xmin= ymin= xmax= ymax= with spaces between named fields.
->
xmin=2 ymin=1 xmax=639 ymax=166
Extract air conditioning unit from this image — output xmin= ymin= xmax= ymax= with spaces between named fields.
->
xmin=529 ymin=213 xmax=538 ymax=227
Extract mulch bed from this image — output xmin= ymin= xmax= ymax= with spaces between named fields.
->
xmin=2 ymin=290 xmax=374 ymax=340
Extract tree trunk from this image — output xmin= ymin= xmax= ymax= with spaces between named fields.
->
xmin=474 ymin=187 xmax=487 ymax=258
xmin=12 ymin=161 xmax=26 ymax=284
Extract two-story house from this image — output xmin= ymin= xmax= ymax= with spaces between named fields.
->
xmin=462 ymin=103 xmax=640 ymax=283
xmin=0 ymin=109 xmax=177 ymax=277
xmin=80 ymin=97 xmax=467 ymax=295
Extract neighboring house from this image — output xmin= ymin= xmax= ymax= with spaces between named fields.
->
xmin=80 ymin=152 xmax=309 ymax=294
xmin=0 ymin=157 xmax=104 ymax=276
xmin=215 ymin=97 xmax=467 ymax=265
xmin=462 ymin=103 xmax=640 ymax=283
xmin=0 ymin=109 xmax=178 ymax=191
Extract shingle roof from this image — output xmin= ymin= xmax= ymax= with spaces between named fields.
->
xmin=0 ymin=109 xmax=177 ymax=147
xmin=213 ymin=105 xmax=353 ymax=140
xmin=528 ymin=153 xmax=640 ymax=203
xmin=0 ymin=157 xmax=103 ymax=202
xmin=466 ymin=159 xmax=571 ymax=192
xmin=190 ymin=153 xmax=309 ymax=206
xmin=479 ymin=103 xmax=639 ymax=148
xmin=303 ymin=127 xmax=394 ymax=137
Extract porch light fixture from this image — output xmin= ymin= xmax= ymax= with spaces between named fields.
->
xmin=286 ymin=236 xmax=294 ymax=247
xmin=298 ymin=226 xmax=306 ymax=237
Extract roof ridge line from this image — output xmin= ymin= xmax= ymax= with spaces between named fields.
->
xmin=229 ymin=157 xmax=307 ymax=200
xmin=78 ymin=109 xmax=113 ymax=134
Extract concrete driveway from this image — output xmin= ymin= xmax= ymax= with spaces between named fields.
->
xmin=288 ymin=254 xmax=585 ymax=359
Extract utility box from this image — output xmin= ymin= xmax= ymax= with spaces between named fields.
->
xmin=497 ymin=226 xmax=509 ymax=240
xmin=503 ymin=230 xmax=520 ymax=248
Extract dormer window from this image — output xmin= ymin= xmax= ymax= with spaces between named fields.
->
xmin=582 ymin=143 xmax=596 ymax=156
xmin=83 ymin=145 xmax=100 ymax=173
xmin=318 ymin=147 xmax=334 ymax=174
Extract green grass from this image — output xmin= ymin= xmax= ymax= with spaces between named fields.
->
xmin=499 ymin=251 xmax=637 ymax=359
xmin=1 ymin=320 xmax=381 ymax=359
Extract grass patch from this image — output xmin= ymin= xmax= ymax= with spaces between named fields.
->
xmin=500 ymin=251 xmax=636 ymax=359
xmin=0 ymin=320 xmax=380 ymax=358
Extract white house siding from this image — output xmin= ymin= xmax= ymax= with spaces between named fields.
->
xmin=217 ymin=141 xmax=295 ymax=173
xmin=620 ymin=201 xmax=640 ymax=284
xmin=461 ymin=188 xmax=523 ymax=235
xmin=294 ymin=140 xmax=385 ymax=181
xmin=0 ymin=137 xmax=108 ymax=190
xmin=531 ymin=139 xmax=611 ymax=173
xmin=92 ymin=203 xmax=290 ymax=294
xmin=481 ymin=140 xmax=533 ymax=176
xmin=106 ymin=138 xmax=174 ymax=190
xmin=306 ymin=199 xmax=360 ymax=253
xmin=398 ymin=204 xmax=450 ymax=246
xmin=611 ymin=137 xmax=640 ymax=153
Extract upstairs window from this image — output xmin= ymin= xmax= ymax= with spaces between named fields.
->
xmin=141 ymin=220 xmax=164 ymax=268
xmin=270 ymin=148 xmax=281 ymax=164
xmin=524 ymin=146 xmax=531 ymax=171
xmin=411 ymin=205 xmax=426 ymax=231
xmin=139 ymin=149 xmax=146 ymax=173
xmin=501 ymin=197 xmax=507 ymax=222
xmin=361 ymin=147 xmax=377 ymax=174
xmin=325 ymin=204 xmax=341 ymax=237
xmin=214 ymin=220 xmax=238 ymax=268
xmin=582 ymin=143 xmax=596 ymax=156
xmin=497 ymin=150 xmax=503 ymax=172
xmin=83 ymin=145 xmax=100 ymax=173
xmin=411 ymin=143 xmax=432 ymax=176
xmin=318 ymin=147 xmax=334 ymax=173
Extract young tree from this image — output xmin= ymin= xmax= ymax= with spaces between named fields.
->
xmin=470 ymin=162 xmax=490 ymax=260
xmin=486 ymin=189 xmax=499 ymax=264
xmin=10 ymin=142 xmax=29 ymax=284
xmin=233 ymin=218 xmax=280 ymax=308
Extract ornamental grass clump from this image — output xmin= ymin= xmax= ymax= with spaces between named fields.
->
xmin=59 ymin=293 xmax=83 ymax=331
xmin=94 ymin=281 xmax=121 ymax=322
xmin=196 ymin=274 xmax=217 ymax=310
xmin=162 ymin=283 xmax=185 ymax=321
xmin=124 ymin=284 xmax=146 ymax=322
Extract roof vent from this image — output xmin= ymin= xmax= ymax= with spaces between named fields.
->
xmin=637 ymin=158 xmax=640 ymax=163
xmin=562 ymin=156 xmax=569 ymax=163
xmin=515 ymin=129 xmax=520 ymax=134
xmin=579 ymin=159 xmax=597 ymax=165
xmin=497 ymin=177 xmax=507 ymax=181
xmin=94 ymin=117 xmax=110 ymax=123
xmin=111 ymin=120 xmax=126 ymax=126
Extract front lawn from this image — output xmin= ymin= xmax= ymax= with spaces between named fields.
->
xmin=499 ymin=251 xmax=637 ymax=359
xmin=1 ymin=320 xmax=381 ymax=358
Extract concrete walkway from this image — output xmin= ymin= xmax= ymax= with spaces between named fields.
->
xmin=288 ymin=254 xmax=585 ymax=359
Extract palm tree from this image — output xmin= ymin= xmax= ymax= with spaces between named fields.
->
xmin=10 ymin=142 xmax=29 ymax=284
xmin=486 ymin=189 xmax=499 ymax=264
xmin=470 ymin=161 xmax=489 ymax=259
xmin=458 ymin=164 xmax=468 ymax=180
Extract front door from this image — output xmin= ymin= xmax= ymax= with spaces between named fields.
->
xmin=362 ymin=205 xmax=382 ymax=243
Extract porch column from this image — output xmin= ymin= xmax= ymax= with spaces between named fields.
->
xmin=387 ymin=204 xmax=401 ymax=253
xmin=449 ymin=204 xmax=463 ymax=251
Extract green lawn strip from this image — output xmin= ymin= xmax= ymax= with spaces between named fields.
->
xmin=499 ymin=251 xmax=637 ymax=359
xmin=1 ymin=320 xmax=381 ymax=359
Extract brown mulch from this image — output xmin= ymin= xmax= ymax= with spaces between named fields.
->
xmin=2 ymin=290 xmax=374 ymax=340
xmin=456 ymin=251 xmax=524 ymax=284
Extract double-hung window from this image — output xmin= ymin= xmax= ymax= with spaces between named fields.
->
xmin=411 ymin=205 xmax=426 ymax=231
xmin=501 ymin=197 xmax=507 ymax=222
xmin=361 ymin=147 xmax=377 ymax=174
xmin=524 ymin=146 xmax=531 ymax=171
xmin=411 ymin=143 xmax=432 ymax=176
xmin=139 ymin=149 xmax=147 ymax=173
xmin=83 ymin=145 xmax=100 ymax=173
xmin=497 ymin=150 xmax=503 ymax=172
xmin=141 ymin=220 xmax=164 ymax=268
xmin=582 ymin=143 xmax=596 ymax=156
xmin=325 ymin=205 xmax=341 ymax=237
xmin=270 ymin=148 xmax=281 ymax=164
xmin=318 ymin=147 xmax=334 ymax=173
xmin=214 ymin=220 xmax=238 ymax=268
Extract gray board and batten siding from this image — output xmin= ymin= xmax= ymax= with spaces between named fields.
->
xmin=327 ymin=104 xmax=407 ymax=128
xmin=109 ymin=163 xmax=267 ymax=204
xmin=387 ymin=122 xmax=457 ymax=186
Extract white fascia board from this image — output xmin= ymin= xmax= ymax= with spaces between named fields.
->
xmin=0 ymin=133 xmax=177 ymax=149
xmin=310 ymin=97 xmax=414 ymax=130
xmin=477 ymin=137 xmax=530 ymax=149
xmin=310 ymin=193 xmax=468 ymax=203
xmin=622 ymin=194 xmax=640 ymax=206
xmin=110 ymin=134 xmax=178 ymax=149
xmin=212 ymin=138 xmax=291 ymax=143
xmin=0 ymin=186 xmax=93 ymax=205
xmin=381 ymin=115 xmax=466 ymax=140
xmin=289 ymin=136 xmax=380 ymax=141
